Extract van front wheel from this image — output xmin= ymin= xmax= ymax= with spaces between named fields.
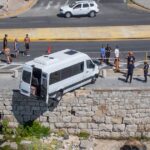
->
xmin=91 ymin=76 xmax=96 ymax=84
xmin=55 ymin=91 xmax=63 ymax=101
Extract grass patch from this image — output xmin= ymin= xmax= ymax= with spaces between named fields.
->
xmin=77 ymin=131 xmax=90 ymax=140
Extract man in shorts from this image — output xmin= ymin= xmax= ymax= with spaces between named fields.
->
xmin=24 ymin=34 xmax=30 ymax=56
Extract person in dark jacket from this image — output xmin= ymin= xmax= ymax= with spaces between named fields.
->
xmin=143 ymin=61 xmax=149 ymax=82
xmin=126 ymin=51 xmax=135 ymax=68
xmin=126 ymin=61 xmax=134 ymax=83
xmin=105 ymin=44 xmax=112 ymax=64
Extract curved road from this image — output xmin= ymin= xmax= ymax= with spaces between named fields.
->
xmin=0 ymin=0 xmax=150 ymax=28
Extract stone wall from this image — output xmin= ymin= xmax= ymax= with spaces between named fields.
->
xmin=0 ymin=88 xmax=150 ymax=138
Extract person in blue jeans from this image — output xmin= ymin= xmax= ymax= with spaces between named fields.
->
xmin=100 ymin=45 xmax=105 ymax=64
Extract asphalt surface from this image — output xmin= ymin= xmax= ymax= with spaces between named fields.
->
xmin=0 ymin=40 xmax=150 ymax=62
xmin=0 ymin=0 xmax=150 ymax=28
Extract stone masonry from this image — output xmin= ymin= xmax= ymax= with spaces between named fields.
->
xmin=0 ymin=88 xmax=150 ymax=139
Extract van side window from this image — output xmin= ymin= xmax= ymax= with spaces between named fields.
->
xmin=86 ymin=60 xmax=95 ymax=69
xmin=22 ymin=70 xmax=31 ymax=84
xmin=50 ymin=71 xmax=60 ymax=84
xmin=83 ymin=3 xmax=89 ymax=8
xmin=49 ymin=62 xmax=84 ymax=85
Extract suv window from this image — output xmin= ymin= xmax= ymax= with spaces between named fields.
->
xmin=90 ymin=3 xmax=94 ymax=7
xmin=83 ymin=3 xmax=89 ymax=8
xmin=73 ymin=4 xmax=81 ymax=9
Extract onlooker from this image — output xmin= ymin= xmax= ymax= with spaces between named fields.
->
xmin=126 ymin=61 xmax=134 ymax=83
xmin=114 ymin=45 xmax=120 ymax=72
xmin=100 ymin=45 xmax=105 ymax=64
xmin=4 ymin=47 xmax=12 ymax=64
xmin=3 ymin=34 xmax=8 ymax=52
xmin=143 ymin=61 xmax=149 ymax=82
xmin=24 ymin=34 xmax=30 ymax=56
xmin=14 ymin=38 xmax=20 ymax=57
xmin=105 ymin=44 xmax=112 ymax=64
xmin=127 ymin=51 xmax=135 ymax=68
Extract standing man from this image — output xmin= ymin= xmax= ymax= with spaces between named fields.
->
xmin=143 ymin=61 xmax=149 ymax=82
xmin=24 ymin=34 xmax=30 ymax=56
xmin=127 ymin=51 xmax=135 ymax=68
xmin=126 ymin=61 xmax=134 ymax=83
xmin=100 ymin=44 xmax=105 ymax=64
xmin=114 ymin=45 xmax=120 ymax=72
xmin=3 ymin=34 xmax=8 ymax=52
xmin=105 ymin=44 xmax=112 ymax=64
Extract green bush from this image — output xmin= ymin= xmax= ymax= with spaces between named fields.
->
xmin=1 ymin=119 xmax=13 ymax=135
xmin=16 ymin=121 xmax=50 ymax=139
xmin=78 ymin=131 xmax=90 ymax=140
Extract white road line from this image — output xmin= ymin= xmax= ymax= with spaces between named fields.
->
xmin=10 ymin=66 xmax=22 ymax=71
xmin=0 ymin=65 xmax=7 ymax=69
xmin=46 ymin=1 xmax=53 ymax=10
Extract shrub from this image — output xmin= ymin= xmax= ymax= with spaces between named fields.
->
xmin=78 ymin=131 xmax=90 ymax=140
xmin=16 ymin=121 xmax=50 ymax=139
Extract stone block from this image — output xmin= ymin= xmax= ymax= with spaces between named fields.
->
xmin=123 ymin=118 xmax=134 ymax=125
xmin=111 ymin=117 xmax=123 ymax=124
xmin=78 ymin=123 xmax=87 ymax=129
xmin=126 ymin=125 xmax=137 ymax=132
xmin=41 ymin=122 xmax=49 ymax=127
xmin=55 ymin=123 xmax=65 ymax=128
xmin=40 ymin=116 xmax=47 ymax=122
xmin=113 ymin=124 xmax=125 ymax=132
xmin=99 ymin=124 xmax=112 ymax=132
xmin=92 ymin=116 xmax=105 ymax=123
xmin=63 ymin=116 xmax=72 ymax=123
xmin=111 ymin=132 xmax=121 ymax=138
xmin=65 ymin=123 xmax=77 ymax=128
xmin=92 ymin=129 xmax=99 ymax=136
xmin=71 ymin=116 xmax=81 ymax=123
xmin=88 ymin=123 xmax=98 ymax=129
xmin=99 ymin=132 xmax=110 ymax=138
xmin=81 ymin=117 xmax=92 ymax=122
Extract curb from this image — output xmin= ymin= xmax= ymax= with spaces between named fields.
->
xmin=0 ymin=0 xmax=37 ymax=19
xmin=132 ymin=0 xmax=150 ymax=11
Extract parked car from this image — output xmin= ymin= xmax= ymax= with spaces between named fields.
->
xmin=60 ymin=0 xmax=99 ymax=18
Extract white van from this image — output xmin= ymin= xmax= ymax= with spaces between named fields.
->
xmin=20 ymin=49 xmax=99 ymax=103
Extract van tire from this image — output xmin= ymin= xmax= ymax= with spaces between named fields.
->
xmin=89 ymin=11 xmax=96 ymax=17
xmin=55 ymin=90 xmax=63 ymax=101
xmin=65 ymin=12 xmax=71 ymax=18
xmin=91 ymin=76 xmax=96 ymax=84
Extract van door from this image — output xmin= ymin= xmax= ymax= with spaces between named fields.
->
xmin=41 ymin=73 xmax=49 ymax=103
xmin=85 ymin=59 xmax=95 ymax=78
xmin=20 ymin=65 xmax=33 ymax=96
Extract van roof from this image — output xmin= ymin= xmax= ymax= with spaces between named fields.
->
xmin=26 ymin=49 xmax=89 ymax=72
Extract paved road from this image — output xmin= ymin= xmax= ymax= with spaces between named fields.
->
xmin=0 ymin=0 xmax=150 ymax=28
xmin=0 ymin=40 xmax=150 ymax=71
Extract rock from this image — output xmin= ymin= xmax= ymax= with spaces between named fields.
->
xmin=120 ymin=139 xmax=147 ymax=150
xmin=10 ymin=142 xmax=18 ymax=150
xmin=20 ymin=140 xmax=32 ymax=145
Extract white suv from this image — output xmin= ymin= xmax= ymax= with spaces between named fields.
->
xmin=60 ymin=0 xmax=99 ymax=18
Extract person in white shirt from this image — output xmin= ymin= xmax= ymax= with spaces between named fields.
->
xmin=114 ymin=45 xmax=120 ymax=72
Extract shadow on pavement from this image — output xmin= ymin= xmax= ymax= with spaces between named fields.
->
xmin=118 ymin=77 xmax=126 ymax=82
xmin=133 ymin=77 xmax=145 ymax=82
xmin=12 ymin=90 xmax=59 ymax=124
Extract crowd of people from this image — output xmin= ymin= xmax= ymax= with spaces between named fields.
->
xmin=0 ymin=34 xmax=31 ymax=64
xmin=100 ymin=44 xmax=149 ymax=83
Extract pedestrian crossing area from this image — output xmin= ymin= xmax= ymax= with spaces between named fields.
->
xmin=0 ymin=60 xmax=147 ymax=73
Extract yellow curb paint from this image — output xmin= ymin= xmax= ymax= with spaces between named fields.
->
xmin=0 ymin=25 xmax=150 ymax=42
xmin=0 ymin=0 xmax=37 ymax=19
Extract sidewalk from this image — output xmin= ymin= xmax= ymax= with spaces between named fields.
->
xmin=133 ymin=0 xmax=150 ymax=10
xmin=0 ymin=0 xmax=37 ymax=18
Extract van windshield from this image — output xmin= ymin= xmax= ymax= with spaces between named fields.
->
xmin=22 ymin=70 xmax=31 ymax=84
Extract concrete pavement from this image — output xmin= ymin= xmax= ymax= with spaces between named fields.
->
xmin=0 ymin=0 xmax=37 ymax=18
xmin=133 ymin=0 xmax=150 ymax=10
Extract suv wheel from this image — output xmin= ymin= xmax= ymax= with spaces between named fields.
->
xmin=89 ymin=11 xmax=96 ymax=17
xmin=65 ymin=12 xmax=71 ymax=18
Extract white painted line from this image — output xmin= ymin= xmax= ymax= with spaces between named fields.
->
xmin=46 ymin=1 xmax=53 ymax=10
xmin=10 ymin=66 xmax=22 ymax=71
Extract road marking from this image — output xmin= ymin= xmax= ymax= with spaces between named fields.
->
xmin=46 ymin=1 xmax=53 ymax=10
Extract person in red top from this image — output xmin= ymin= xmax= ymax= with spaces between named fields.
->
xmin=24 ymin=34 xmax=30 ymax=56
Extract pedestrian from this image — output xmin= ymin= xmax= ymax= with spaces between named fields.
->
xmin=24 ymin=34 xmax=30 ymax=56
xmin=3 ymin=34 xmax=8 ymax=52
xmin=105 ymin=44 xmax=112 ymax=64
xmin=126 ymin=51 xmax=135 ymax=68
xmin=100 ymin=44 xmax=105 ymax=64
xmin=14 ymin=38 xmax=20 ymax=57
xmin=4 ymin=47 xmax=12 ymax=64
xmin=114 ymin=45 xmax=120 ymax=72
xmin=143 ymin=61 xmax=149 ymax=82
xmin=126 ymin=61 xmax=134 ymax=83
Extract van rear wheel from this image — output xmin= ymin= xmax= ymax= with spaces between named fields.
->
xmin=55 ymin=91 xmax=63 ymax=101
xmin=89 ymin=11 xmax=96 ymax=17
